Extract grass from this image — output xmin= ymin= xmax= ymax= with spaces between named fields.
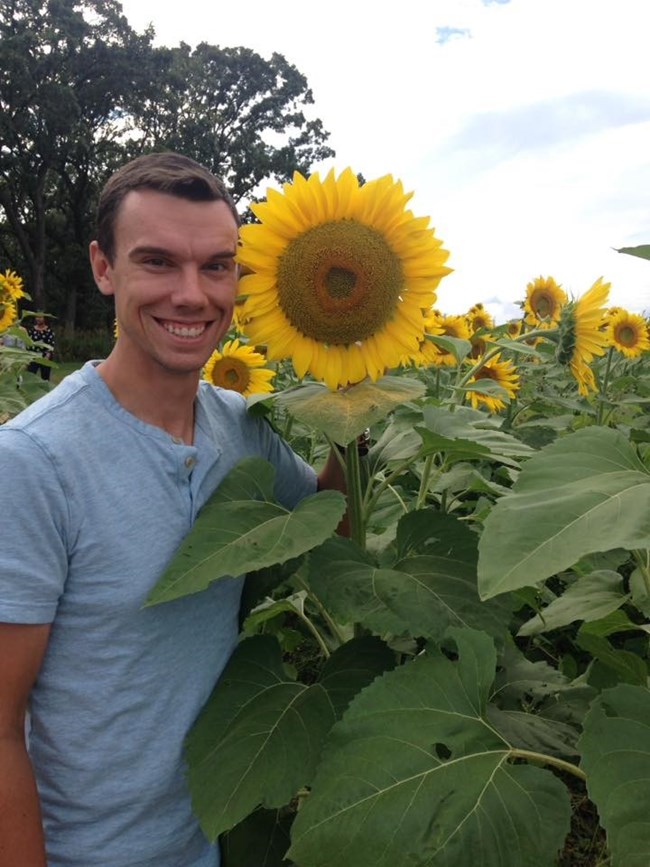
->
xmin=51 ymin=360 xmax=84 ymax=385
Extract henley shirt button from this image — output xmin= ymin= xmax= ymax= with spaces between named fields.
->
xmin=184 ymin=456 xmax=195 ymax=468
xmin=171 ymin=436 xmax=182 ymax=445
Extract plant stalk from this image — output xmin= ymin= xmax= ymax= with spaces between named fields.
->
xmin=507 ymin=748 xmax=587 ymax=782
xmin=345 ymin=441 xmax=366 ymax=549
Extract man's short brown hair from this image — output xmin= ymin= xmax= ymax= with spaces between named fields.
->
xmin=96 ymin=152 xmax=239 ymax=263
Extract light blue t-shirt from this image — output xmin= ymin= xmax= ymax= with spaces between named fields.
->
xmin=0 ymin=362 xmax=317 ymax=867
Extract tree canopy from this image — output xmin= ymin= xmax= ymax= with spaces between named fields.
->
xmin=0 ymin=0 xmax=334 ymax=330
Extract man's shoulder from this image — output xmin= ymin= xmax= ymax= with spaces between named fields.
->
xmin=1 ymin=366 xmax=93 ymax=448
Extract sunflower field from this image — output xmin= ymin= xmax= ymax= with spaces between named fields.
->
xmin=3 ymin=171 xmax=650 ymax=866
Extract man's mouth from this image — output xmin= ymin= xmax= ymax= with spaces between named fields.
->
xmin=159 ymin=320 xmax=209 ymax=338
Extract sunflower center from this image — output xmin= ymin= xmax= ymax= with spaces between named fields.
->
xmin=324 ymin=267 xmax=356 ymax=299
xmin=276 ymin=220 xmax=404 ymax=344
xmin=211 ymin=359 xmax=251 ymax=394
xmin=616 ymin=324 xmax=637 ymax=347
xmin=534 ymin=293 xmax=553 ymax=318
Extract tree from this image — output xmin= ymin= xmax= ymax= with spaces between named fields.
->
xmin=130 ymin=42 xmax=334 ymax=207
xmin=0 ymin=0 xmax=152 ymax=321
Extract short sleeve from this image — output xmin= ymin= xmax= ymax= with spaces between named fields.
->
xmin=0 ymin=428 xmax=69 ymax=624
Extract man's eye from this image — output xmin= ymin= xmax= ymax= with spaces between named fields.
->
xmin=205 ymin=262 xmax=228 ymax=272
xmin=144 ymin=257 xmax=168 ymax=267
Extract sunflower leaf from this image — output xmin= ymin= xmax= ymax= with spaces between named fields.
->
xmin=186 ymin=635 xmax=337 ymax=840
xmin=517 ymin=570 xmax=629 ymax=636
xmin=147 ymin=459 xmax=346 ymax=605
xmin=288 ymin=628 xmax=571 ymax=867
xmin=615 ymin=244 xmax=650 ymax=261
xmin=578 ymin=684 xmax=650 ymax=867
xmin=275 ymin=376 xmax=425 ymax=445
xmin=478 ymin=427 xmax=650 ymax=599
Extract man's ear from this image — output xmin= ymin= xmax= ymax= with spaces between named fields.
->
xmin=89 ymin=241 xmax=115 ymax=297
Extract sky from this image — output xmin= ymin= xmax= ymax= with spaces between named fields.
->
xmin=120 ymin=0 xmax=650 ymax=321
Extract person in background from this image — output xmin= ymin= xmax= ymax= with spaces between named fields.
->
xmin=26 ymin=313 xmax=55 ymax=381
xmin=0 ymin=152 xmax=347 ymax=867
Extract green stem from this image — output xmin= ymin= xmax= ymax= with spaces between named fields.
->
xmin=507 ymin=748 xmax=587 ymax=782
xmin=455 ymin=327 xmax=559 ymax=393
xmin=345 ymin=441 xmax=365 ymax=549
xmin=416 ymin=453 xmax=436 ymax=510
xmin=596 ymin=346 xmax=614 ymax=426
xmin=632 ymin=549 xmax=650 ymax=597
xmin=293 ymin=574 xmax=347 ymax=649
xmin=363 ymin=455 xmax=421 ymax=517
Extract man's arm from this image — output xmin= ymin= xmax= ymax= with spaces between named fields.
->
xmin=0 ymin=622 xmax=51 ymax=867
xmin=317 ymin=448 xmax=350 ymax=537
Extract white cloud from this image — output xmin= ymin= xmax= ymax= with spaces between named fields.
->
xmin=120 ymin=0 xmax=650 ymax=315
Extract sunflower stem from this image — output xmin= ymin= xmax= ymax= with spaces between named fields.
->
xmin=596 ymin=346 xmax=614 ymax=426
xmin=345 ymin=441 xmax=366 ymax=549
xmin=632 ymin=549 xmax=650 ymax=598
xmin=416 ymin=453 xmax=436 ymax=509
xmin=506 ymin=748 xmax=587 ymax=782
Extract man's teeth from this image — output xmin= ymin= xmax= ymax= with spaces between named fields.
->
xmin=162 ymin=323 xmax=206 ymax=337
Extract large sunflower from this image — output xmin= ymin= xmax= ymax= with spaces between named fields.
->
xmin=524 ymin=276 xmax=567 ymax=327
xmin=237 ymin=168 xmax=452 ymax=390
xmin=466 ymin=354 xmax=520 ymax=413
xmin=605 ymin=309 xmax=650 ymax=358
xmin=556 ymin=278 xmax=610 ymax=395
xmin=203 ymin=339 xmax=276 ymax=398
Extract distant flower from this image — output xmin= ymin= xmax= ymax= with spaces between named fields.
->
xmin=236 ymin=168 xmax=452 ymax=390
xmin=506 ymin=319 xmax=523 ymax=339
xmin=556 ymin=278 xmax=610 ymax=395
xmin=466 ymin=353 xmax=520 ymax=413
xmin=0 ymin=269 xmax=26 ymax=301
xmin=425 ymin=313 xmax=471 ymax=366
xmin=466 ymin=302 xmax=494 ymax=333
xmin=524 ymin=276 xmax=567 ymax=327
xmin=203 ymin=338 xmax=275 ymax=398
xmin=605 ymin=309 xmax=650 ymax=358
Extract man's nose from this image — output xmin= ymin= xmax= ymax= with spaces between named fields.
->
xmin=172 ymin=267 xmax=206 ymax=306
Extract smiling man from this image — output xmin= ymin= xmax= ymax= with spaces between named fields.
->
xmin=0 ymin=153 xmax=345 ymax=867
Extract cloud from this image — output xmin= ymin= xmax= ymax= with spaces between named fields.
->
xmin=436 ymin=27 xmax=472 ymax=45
xmin=445 ymin=91 xmax=650 ymax=160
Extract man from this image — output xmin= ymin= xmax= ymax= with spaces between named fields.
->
xmin=0 ymin=152 xmax=345 ymax=867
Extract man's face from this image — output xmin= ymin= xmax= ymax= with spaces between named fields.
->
xmin=90 ymin=188 xmax=239 ymax=378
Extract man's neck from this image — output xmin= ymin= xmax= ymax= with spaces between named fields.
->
xmin=97 ymin=355 xmax=199 ymax=445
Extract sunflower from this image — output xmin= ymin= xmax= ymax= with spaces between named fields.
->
xmin=237 ymin=168 xmax=452 ymax=390
xmin=556 ymin=278 xmax=610 ymax=394
xmin=605 ymin=309 xmax=650 ymax=358
xmin=506 ymin=319 xmax=523 ymax=339
xmin=0 ymin=269 xmax=26 ymax=301
xmin=466 ymin=354 xmax=520 ymax=413
xmin=203 ymin=338 xmax=275 ymax=398
xmin=0 ymin=288 xmax=18 ymax=332
xmin=467 ymin=302 xmax=494 ymax=333
xmin=423 ymin=313 xmax=471 ymax=367
xmin=524 ymin=276 xmax=567 ymax=327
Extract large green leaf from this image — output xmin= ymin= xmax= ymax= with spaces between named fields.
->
xmin=478 ymin=427 xmax=650 ymax=599
xmin=276 ymin=376 xmax=425 ymax=446
xmin=186 ymin=635 xmax=337 ymax=840
xmin=306 ymin=537 xmax=411 ymax=635
xmin=518 ymin=570 xmax=629 ymax=636
xmin=289 ymin=628 xmax=571 ymax=867
xmin=579 ymin=684 xmax=650 ymax=866
xmin=147 ymin=459 xmax=345 ymax=605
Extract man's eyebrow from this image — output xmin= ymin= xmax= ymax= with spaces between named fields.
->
xmin=128 ymin=246 xmax=237 ymax=259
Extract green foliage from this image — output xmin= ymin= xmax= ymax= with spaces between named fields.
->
xmin=289 ymin=629 xmax=571 ymax=867
xmin=579 ymin=685 xmax=650 ymax=866
xmin=478 ymin=427 xmax=650 ymax=598
xmin=147 ymin=458 xmax=346 ymax=605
